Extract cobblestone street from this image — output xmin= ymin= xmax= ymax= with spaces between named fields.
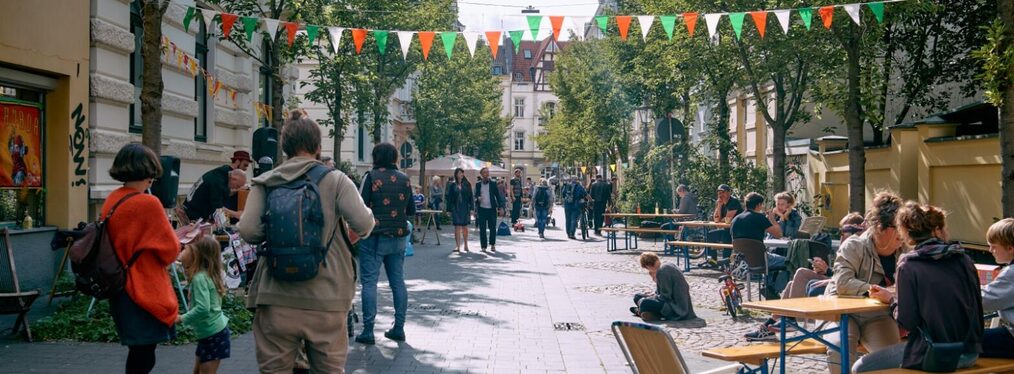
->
xmin=0 ymin=207 xmax=830 ymax=373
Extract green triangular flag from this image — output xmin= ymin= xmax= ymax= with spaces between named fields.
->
xmin=595 ymin=16 xmax=609 ymax=34
xmin=798 ymin=7 xmax=814 ymax=30
xmin=527 ymin=15 xmax=543 ymax=41
xmin=183 ymin=7 xmax=196 ymax=32
xmin=307 ymin=25 xmax=320 ymax=46
xmin=728 ymin=12 xmax=745 ymax=39
xmin=440 ymin=31 xmax=457 ymax=58
xmin=659 ymin=15 xmax=676 ymax=40
xmin=867 ymin=2 xmax=885 ymax=24
xmin=509 ymin=30 xmax=524 ymax=53
xmin=241 ymin=17 xmax=258 ymax=41
xmin=373 ymin=30 xmax=389 ymax=55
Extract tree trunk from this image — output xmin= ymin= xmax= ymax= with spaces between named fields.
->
xmin=715 ymin=97 xmax=732 ymax=181
xmin=771 ymin=124 xmax=788 ymax=193
xmin=139 ymin=1 xmax=167 ymax=155
xmin=1001 ymin=0 xmax=1014 ymax=217
xmin=845 ymin=23 xmax=867 ymax=213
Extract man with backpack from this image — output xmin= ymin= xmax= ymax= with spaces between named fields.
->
xmin=562 ymin=178 xmax=588 ymax=240
xmin=533 ymin=179 xmax=555 ymax=239
xmin=355 ymin=142 xmax=415 ymax=345
xmin=238 ymin=111 xmax=375 ymax=373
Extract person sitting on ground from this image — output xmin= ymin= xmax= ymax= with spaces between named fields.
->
xmin=631 ymin=252 xmax=697 ymax=322
xmin=980 ymin=218 xmax=1014 ymax=359
xmin=822 ymin=191 xmax=904 ymax=374
xmin=854 ymin=202 xmax=983 ymax=372
xmin=772 ymin=192 xmax=802 ymax=239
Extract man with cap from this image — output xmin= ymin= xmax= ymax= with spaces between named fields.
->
xmin=704 ymin=184 xmax=742 ymax=267
xmin=230 ymin=150 xmax=253 ymax=171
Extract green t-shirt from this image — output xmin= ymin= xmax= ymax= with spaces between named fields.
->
xmin=180 ymin=271 xmax=229 ymax=339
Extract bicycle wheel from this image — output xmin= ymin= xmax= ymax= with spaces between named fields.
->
xmin=724 ymin=294 xmax=738 ymax=319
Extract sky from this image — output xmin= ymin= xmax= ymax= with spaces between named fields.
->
xmin=456 ymin=0 xmax=602 ymax=40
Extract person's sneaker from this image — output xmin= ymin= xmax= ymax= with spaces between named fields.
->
xmin=354 ymin=334 xmax=376 ymax=345
xmin=639 ymin=311 xmax=660 ymax=322
xmin=490 ymin=246 xmax=496 ymax=253
xmin=629 ymin=307 xmax=640 ymax=316
xmin=699 ymin=259 xmax=719 ymax=269
xmin=384 ymin=328 xmax=406 ymax=342
xmin=744 ymin=325 xmax=778 ymax=341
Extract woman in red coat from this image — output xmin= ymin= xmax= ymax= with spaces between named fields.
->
xmin=104 ymin=143 xmax=181 ymax=373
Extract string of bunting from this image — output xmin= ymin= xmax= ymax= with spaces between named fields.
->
xmin=177 ymin=0 xmax=900 ymax=61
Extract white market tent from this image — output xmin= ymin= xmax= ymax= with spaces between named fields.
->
xmin=405 ymin=153 xmax=508 ymax=181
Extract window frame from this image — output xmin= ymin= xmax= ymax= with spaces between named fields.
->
xmin=128 ymin=1 xmax=143 ymax=134
xmin=513 ymin=97 xmax=525 ymax=118
xmin=259 ymin=40 xmax=274 ymax=128
xmin=194 ymin=19 xmax=209 ymax=142
xmin=523 ymin=49 xmax=532 ymax=59
xmin=513 ymin=130 xmax=525 ymax=151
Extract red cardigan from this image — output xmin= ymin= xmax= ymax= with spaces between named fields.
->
xmin=103 ymin=187 xmax=180 ymax=326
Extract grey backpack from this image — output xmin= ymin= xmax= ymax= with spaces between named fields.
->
xmin=260 ymin=165 xmax=334 ymax=282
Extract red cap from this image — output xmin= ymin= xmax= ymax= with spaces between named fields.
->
xmin=231 ymin=150 xmax=252 ymax=162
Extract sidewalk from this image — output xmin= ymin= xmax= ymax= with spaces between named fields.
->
xmin=0 ymin=206 xmax=824 ymax=373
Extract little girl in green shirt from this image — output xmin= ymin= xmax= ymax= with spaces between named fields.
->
xmin=179 ymin=235 xmax=230 ymax=374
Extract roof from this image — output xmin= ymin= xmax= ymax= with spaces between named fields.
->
xmin=493 ymin=38 xmax=568 ymax=82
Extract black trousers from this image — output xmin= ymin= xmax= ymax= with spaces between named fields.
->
xmin=477 ymin=207 xmax=497 ymax=248
xmin=511 ymin=199 xmax=522 ymax=223
xmin=593 ymin=202 xmax=607 ymax=231
xmin=634 ymin=293 xmax=664 ymax=315
xmin=707 ymin=228 xmax=732 ymax=260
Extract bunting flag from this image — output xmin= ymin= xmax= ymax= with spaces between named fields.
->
xmin=729 ymin=13 xmax=745 ymax=39
xmin=485 ymin=31 xmax=501 ymax=59
xmin=306 ymin=25 xmax=320 ymax=46
xmin=569 ymin=16 xmax=591 ymax=40
xmin=508 ymin=30 xmax=524 ymax=53
xmin=351 ymin=28 xmax=367 ymax=54
xmin=549 ymin=16 xmax=565 ymax=41
xmin=201 ymin=8 xmax=216 ymax=29
xmin=704 ymin=13 xmax=721 ymax=39
xmin=328 ymin=27 xmax=344 ymax=53
xmin=263 ymin=18 xmax=280 ymax=38
xmin=440 ymin=31 xmax=457 ymax=58
xmin=774 ymin=9 xmax=791 ymax=34
xmin=284 ymin=22 xmax=298 ymax=46
xmin=595 ymin=16 xmax=609 ymax=35
xmin=616 ymin=16 xmax=632 ymax=41
xmin=637 ymin=15 xmax=654 ymax=41
xmin=220 ymin=13 xmax=238 ymax=39
xmin=463 ymin=31 xmax=480 ymax=57
xmin=844 ymin=4 xmax=861 ymax=25
xmin=868 ymin=2 xmax=885 ymax=23
xmin=683 ymin=13 xmax=698 ymax=37
xmin=397 ymin=31 xmax=414 ymax=59
xmin=242 ymin=17 xmax=258 ymax=41
xmin=527 ymin=15 xmax=543 ymax=41
xmin=819 ymin=6 xmax=835 ymax=29
xmin=659 ymin=15 xmax=676 ymax=40
xmin=183 ymin=7 xmax=196 ymax=32
xmin=750 ymin=11 xmax=768 ymax=38
xmin=372 ymin=30 xmax=389 ymax=55
xmin=418 ymin=31 xmax=435 ymax=60
xmin=798 ymin=7 xmax=814 ymax=30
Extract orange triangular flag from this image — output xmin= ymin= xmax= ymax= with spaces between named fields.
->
xmin=418 ymin=31 xmax=435 ymax=60
xmin=819 ymin=6 xmax=834 ymax=29
xmin=351 ymin=28 xmax=367 ymax=54
xmin=485 ymin=31 xmax=501 ymax=59
xmin=683 ymin=13 xmax=698 ymax=37
xmin=220 ymin=13 xmax=238 ymax=39
xmin=750 ymin=11 xmax=767 ymax=38
xmin=284 ymin=22 xmax=298 ymax=46
xmin=549 ymin=16 xmax=565 ymax=41
xmin=616 ymin=16 xmax=632 ymax=40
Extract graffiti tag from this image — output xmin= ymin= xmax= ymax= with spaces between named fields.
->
xmin=70 ymin=103 xmax=88 ymax=186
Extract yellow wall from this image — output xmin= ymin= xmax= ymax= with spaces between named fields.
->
xmin=0 ymin=0 xmax=91 ymax=228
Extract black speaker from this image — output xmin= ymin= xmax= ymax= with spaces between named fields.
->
xmin=253 ymin=127 xmax=278 ymax=177
xmin=150 ymin=155 xmax=180 ymax=208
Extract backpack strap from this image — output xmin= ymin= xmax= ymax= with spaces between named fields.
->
xmin=102 ymin=192 xmax=142 ymax=222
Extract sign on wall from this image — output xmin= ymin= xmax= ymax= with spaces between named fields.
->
xmin=0 ymin=102 xmax=43 ymax=188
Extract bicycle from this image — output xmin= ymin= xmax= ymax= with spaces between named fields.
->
xmin=579 ymin=203 xmax=590 ymax=241
xmin=717 ymin=252 xmax=747 ymax=319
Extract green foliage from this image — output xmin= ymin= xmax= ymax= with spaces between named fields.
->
xmin=34 ymin=292 xmax=253 ymax=344
xmin=973 ymin=19 xmax=1014 ymax=106
xmin=335 ymin=159 xmax=362 ymax=186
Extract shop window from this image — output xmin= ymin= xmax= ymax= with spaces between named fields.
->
xmin=129 ymin=0 xmax=143 ymax=133
xmin=0 ymin=85 xmax=46 ymax=226
xmin=195 ymin=19 xmax=208 ymax=142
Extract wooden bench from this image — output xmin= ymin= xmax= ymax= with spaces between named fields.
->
xmin=602 ymin=227 xmax=683 ymax=252
xmin=702 ymin=339 xmax=828 ymax=366
xmin=866 ymin=358 xmax=1014 ymax=373
xmin=666 ymin=240 xmax=734 ymax=249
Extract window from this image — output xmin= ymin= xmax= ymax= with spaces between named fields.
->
xmin=492 ymin=66 xmax=503 ymax=75
xmin=514 ymin=131 xmax=525 ymax=151
xmin=513 ymin=72 xmax=523 ymax=81
xmin=357 ymin=124 xmax=365 ymax=161
xmin=399 ymin=142 xmax=414 ymax=169
xmin=194 ymin=19 xmax=208 ymax=142
xmin=513 ymin=98 xmax=525 ymax=118
xmin=523 ymin=49 xmax=532 ymax=59
xmin=546 ymin=102 xmax=556 ymax=118
xmin=128 ymin=1 xmax=143 ymax=133
xmin=258 ymin=41 xmax=274 ymax=127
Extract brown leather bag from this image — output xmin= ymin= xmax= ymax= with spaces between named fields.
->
xmin=69 ymin=192 xmax=144 ymax=299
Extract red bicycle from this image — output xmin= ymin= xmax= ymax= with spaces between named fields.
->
xmin=717 ymin=253 xmax=746 ymax=319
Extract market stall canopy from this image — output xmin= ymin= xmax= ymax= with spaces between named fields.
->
xmin=406 ymin=153 xmax=508 ymax=180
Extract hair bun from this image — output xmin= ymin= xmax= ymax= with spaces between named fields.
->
xmin=289 ymin=110 xmax=304 ymax=121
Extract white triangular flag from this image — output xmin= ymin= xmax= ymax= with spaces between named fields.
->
xmin=704 ymin=13 xmax=722 ymax=39
xmin=201 ymin=8 xmax=217 ymax=29
xmin=569 ymin=16 xmax=591 ymax=40
xmin=328 ymin=27 xmax=344 ymax=53
xmin=844 ymin=4 xmax=861 ymax=25
xmin=263 ymin=18 xmax=281 ymax=38
xmin=637 ymin=15 xmax=654 ymax=41
xmin=396 ymin=31 xmax=414 ymax=59
xmin=463 ymin=31 xmax=480 ymax=57
xmin=774 ymin=9 xmax=791 ymax=34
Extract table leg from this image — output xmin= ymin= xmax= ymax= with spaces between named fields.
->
xmin=420 ymin=214 xmax=430 ymax=245
xmin=839 ymin=314 xmax=850 ymax=374
xmin=434 ymin=213 xmax=441 ymax=245
xmin=779 ymin=316 xmax=788 ymax=374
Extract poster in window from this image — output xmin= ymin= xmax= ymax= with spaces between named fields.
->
xmin=0 ymin=102 xmax=43 ymax=188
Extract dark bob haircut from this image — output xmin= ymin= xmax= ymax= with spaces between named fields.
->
xmin=372 ymin=142 xmax=399 ymax=167
xmin=109 ymin=143 xmax=163 ymax=183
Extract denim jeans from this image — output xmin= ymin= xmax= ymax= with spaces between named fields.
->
xmin=535 ymin=208 xmax=549 ymax=234
xmin=564 ymin=207 xmax=579 ymax=237
xmin=358 ymin=235 xmax=408 ymax=337
xmin=852 ymin=342 xmax=978 ymax=372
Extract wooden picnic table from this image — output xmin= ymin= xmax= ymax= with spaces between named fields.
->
xmin=741 ymin=296 xmax=890 ymax=374
xmin=604 ymin=212 xmax=696 ymax=219
xmin=675 ymin=220 xmax=731 ymax=229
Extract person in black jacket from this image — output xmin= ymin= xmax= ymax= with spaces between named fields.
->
xmin=445 ymin=168 xmax=473 ymax=253
xmin=474 ymin=167 xmax=505 ymax=252
xmin=589 ymin=175 xmax=612 ymax=235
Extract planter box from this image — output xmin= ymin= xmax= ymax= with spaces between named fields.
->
xmin=7 ymin=227 xmax=59 ymax=293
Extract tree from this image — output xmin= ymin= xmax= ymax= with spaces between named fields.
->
xmin=975 ymin=1 xmax=1014 ymax=217
xmin=138 ymin=0 xmax=171 ymax=154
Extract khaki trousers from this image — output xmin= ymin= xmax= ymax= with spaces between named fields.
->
xmin=826 ymin=311 xmax=901 ymax=374
xmin=254 ymin=305 xmax=349 ymax=374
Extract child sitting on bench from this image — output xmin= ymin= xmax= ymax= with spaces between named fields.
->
xmin=630 ymin=253 xmax=696 ymax=322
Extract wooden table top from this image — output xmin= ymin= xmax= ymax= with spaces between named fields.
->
xmin=741 ymin=296 xmax=889 ymax=320
xmin=416 ymin=209 xmax=444 ymax=214
xmin=675 ymin=220 xmax=731 ymax=229
xmin=602 ymin=227 xmax=682 ymax=234
xmin=604 ymin=213 xmax=696 ymax=219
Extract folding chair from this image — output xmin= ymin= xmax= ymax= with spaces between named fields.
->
xmin=612 ymin=321 xmax=739 ymax=374
xmin=733 ymin=239 xmax=773 ymax=302
xmin=0 ymin=229 xmax=40 ymax=341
